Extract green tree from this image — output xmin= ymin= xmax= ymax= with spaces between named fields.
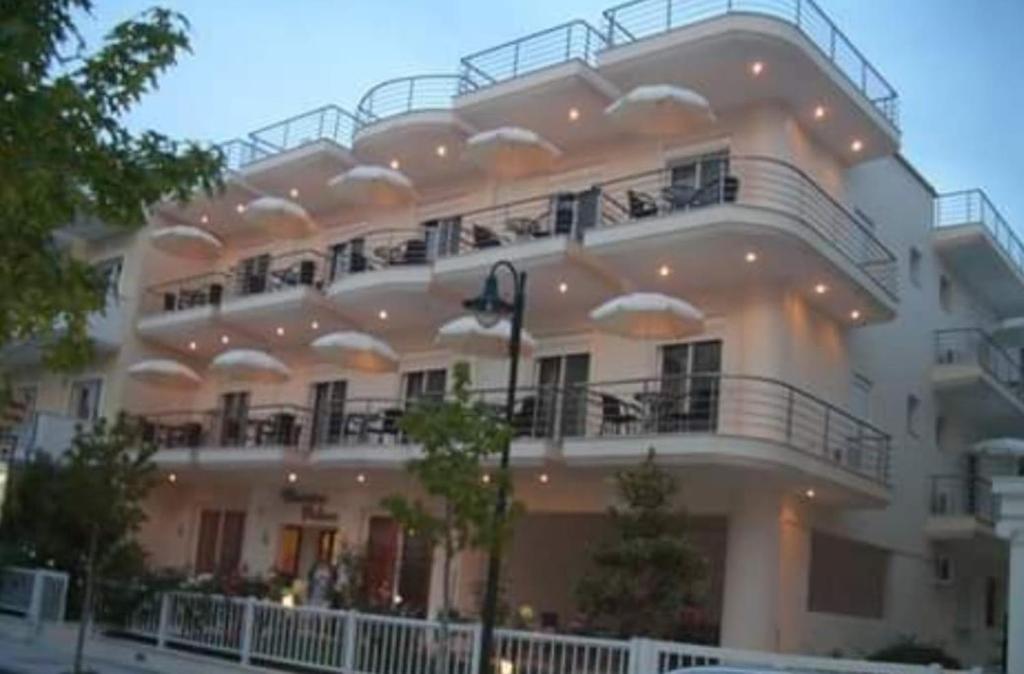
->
xmin=1 ymin=414 xmax=158 ymax=673
xmin=575 ymin=450 xmax=706 ymax=639
xmin=383 ymin=363 xmax=515 ymax=669
xmin=1 ymin=0 xmax=223 ymax=372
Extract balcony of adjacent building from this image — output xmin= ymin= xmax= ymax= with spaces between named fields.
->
xmin=933 ymin=190 xmax=1024 ymax=318
xmin=2 ymin=295 xmax=125 ymax=370
xmin=932 ymin=328 xmax=1024 ymax=435
xmin=926 ymin=473 xmax=997 ymax=541
xmin=132 ymin=372 xmax=889 ymax=507
xmin=454 ymin=0 xmax=899 ymax=162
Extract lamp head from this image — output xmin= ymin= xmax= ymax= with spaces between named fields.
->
xmin=464 ymin=272 xmax=514 ymax=328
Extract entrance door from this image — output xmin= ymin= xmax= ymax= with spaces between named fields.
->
xmin=536 ymin=353 xmax=590 ymax=437
xmin=659 ymin=340 xmax=721 ymax=432
xmin=195 ymin=509 xmax=246 ymax=575
xmin=364 ymin=516 xmax=400 ymax=609
xmin=396 ymin=530 xmax=432 ymax=617
xmin=311 ymin=380 xmax=347 ymax=446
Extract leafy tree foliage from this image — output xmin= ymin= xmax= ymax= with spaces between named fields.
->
xmin=575 ymin=450 xmax=707 ymax=638
xmin=0 ymin=0 xmax=223 ymax=371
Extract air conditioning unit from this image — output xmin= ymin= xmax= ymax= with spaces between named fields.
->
xmin=934 ymin=555 xmax=955 ymax=586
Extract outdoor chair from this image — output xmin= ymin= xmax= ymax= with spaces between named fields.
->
xmin=472 ymin=224 xmax=502 ymax=249
xmin=511 ymin=395 xmax=540 ymax=437
xmin=366 ymin=408 xmax=404 ymax=443
xmin=599 ymin=394 xmax=640 ymax=435
xmin=401 ymin=238 xmax=428 ymax=265
xmin=662 ymin=183 xmax=697 ymax=210
xmin=627 ymin=189 xmax=659 ymax=219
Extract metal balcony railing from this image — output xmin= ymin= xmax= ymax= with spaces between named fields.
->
xmin=249 ymin=104 xmax=358 ymax=154
xmin=930 ymin=474 xmax=996 ymax=524
xmin=601 ymin=0 xmax=900 ymax=129
xmin=571 ymin=373 xmax=890 ymax=484
xmin=596 ymin=155 xmax=899 ymax=300
xmin=935 ymin=328 xmax=1024 ymax=401
xmin=460 ymin=20 xmax=609 ymax=90
xmin=934 ymin=190 xmax=1024 ymax=275
xmin=138 ymin=405 xmax=311 ymax=451
xmin=326 ymin=228 xmax=434 ymax=282
xmin=355 ymin=75 xmax=476 ymax=128
xmin=218 ymin=139 xmax=272 ymax=172
xmin=227 ymin=250 xmax=328 ymax=299
xmin=141 ymin=271 xmax=233 ymax=316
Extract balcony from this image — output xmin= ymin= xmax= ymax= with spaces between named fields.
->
xmin=597 ymin=0 xmax=900 ymax=160
xmin=140 ymin=405 xmax=311 ymax=468
xmin=3 ymin=296 xmax=124 ymax=369
xmin=353 ymin=75 xmax=478 ymax=187
xmin=933 ymin=190 xmax=1024 ymax=317
xmin=926 ymin=474 xmax=996 ymax=540
xmin=561 ymin=373 xmax=890 ymax=504
xmin=933 ymin=328 xmax=1024 ymax=435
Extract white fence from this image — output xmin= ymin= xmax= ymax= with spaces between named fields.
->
xmin=0 ymin=566 xmax=69 ymax=625
xmin=114 ymin=590 xmax=980 ymax=674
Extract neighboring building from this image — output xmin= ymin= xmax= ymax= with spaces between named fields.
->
xmin=5 ymin=2 xmax=1019 ymax=668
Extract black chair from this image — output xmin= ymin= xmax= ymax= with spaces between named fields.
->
xmin=553 ymin=193 xmax=576 ymax=235
xmin=722 ymin=175 xmax=740 ymax=203
xmin=349 ymin=251 xmax=368 ymax=273
xmin=367 ymin=408 xmax=404 ymax=444
xmin=662 ymin=183 xmax=697 ymax=210
xmin=208 ymin=283 xmax=223 ymax=306
xmin=299 ymin=260 xmax=316 ymax=285
xmin=402 ymin=239 xmax=428 ymax=265
xmin=511 ymin=396 xmax=539 ymax=437
xmin=163 ymin=293 xmax=176 ymax=312
xmin=599 ymin=394 xmax=639 ymax=435
xmin=627 ymin=189 xmax=659 ymax=219
xmin=472 ymin=225 xmax=501 ymax=249
xmin=269 ymin=413 xmax=297 ymax=445
xmin=181 ymin=422 xmax=204 ymax=448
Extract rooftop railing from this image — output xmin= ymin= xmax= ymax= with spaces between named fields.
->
xmin=934 ymin=328 xmax=1024 ymax=402
xmin=934 ymin=189 xmax=1024 ymax=275
xmin=249 ymin=104 xmax=359 ymax=154
xmin=139 ymin=404 xmax=311 ymax=451
xmin=459 ymin=20 xmax=609 ymax=90
xmin=601 ymin=0 xmax=900 ymax=129
xmin=218 ymin=139 xmax=272 ymax=172
xmin=355 ymin=75 xmax=476 ymax=128
xmin=596 ymin=155 xmax=900 ymax=300
xmin=572 ymin=373 xmax=890 ymax=484
xmin=930 ymin=474 xmax=996 ymax=524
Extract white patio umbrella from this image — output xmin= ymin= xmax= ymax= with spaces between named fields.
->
xmin=242 ymin=196 xmax=317 ymax=238
xmin=327 ymin=165 xmax=416 ymax=207
xmin=127 ymin=358 xmax=202 ymax=389
xmin=435 ymin=316 xmax=536 ymax=359
xmin=464 ymin=127 xmax=561 ymax=178
xmin=605 ymin=85 xmax=716 ymax=136
xmin=589 ymin=292 xmax=705 ymax=340
xmin=149 ymin=225 xmax=223 ymax=260
xmin=311 ymin=331 xmax=399 ymax=373
xmin=209 ymin=349 xmax=291 ymax=383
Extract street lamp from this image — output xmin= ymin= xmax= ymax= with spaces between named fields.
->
xmin=464 ymin=260 xmax=526 ymax=674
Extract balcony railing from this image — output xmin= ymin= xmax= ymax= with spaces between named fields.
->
xmin=596 ymin=155 xmax=899 ymax=300
xmin=326 ymin=228 xmax=435 ymax=282
xmin=570 ymin=373 xmax=890 ymax=484
xmin=930 ymin=474 xmax=996 ymax=524
xmin=934 ymin=190 xmax=1024 ymax=275
xmin=601 ymin=0 xmax=900 ymax=129
xmin=355 ymin=75 xmax=477 ymax=128
xmin=934 ymin=328 xmax=1024 ymax=402
xmin=249 ymin=104 xmax=359 ymax=154
xmin=227 ymin=250 xmax=328 ymax=299
xmin=139 ymin=405 xmax=311 ymax=451
xmin=141 ymin=271 xmax=233 ymax=317
xmin=218 ymin=139 xmax=272 ymax=172
xmin=460 ymin=20 xmax=609 ymax=90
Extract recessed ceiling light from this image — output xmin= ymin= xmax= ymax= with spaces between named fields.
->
xmin=436 ymin=144 xmax=447 ymax=158
xmin=200 ymin=214 xmax=209 ymax=225
xmin=356 ymin=473 xmax=367 ymax=484
xmin=288 ymin=187 xmax=299 ymax=199
xmin=558 ymin=281 xmax=568 ymax=294
xmin=745 ymin=251 xmax=758 ymax=263
xmin=481 ymin=473 xmax=491 ymax=484
xmin=814 ymin=283 xmax=828 ymax=295
xmin=538 ymin=473 xmax=550 ymax=484
xmin=814 ymin=105 xmax=826 ymax=120
xmin=750 ymin=61 xmax=764 ymax=76
xmin=850 ymin=139 xmax=863 ymax=153
xmin=287 ymin=472 xmax=298 ymax=484
xmin=378 ymin=309 xmax=388 ymax=321
xmin=389 ymin=159 xmax=401 ymax=170
xmin=658 ymin=264 xmax=671 ymax=277
xmin=805 ymin=488 xmax=815 ymax=499
xmin=168 ymin=473 xmax=177 ymax=484
xmin=568 ymin=107 xmax=580 ymax=122
xmin=850 ymin=309 xmax=861 ymax=320
xmin=220 ymin=335 xmax=230 ymax=345
xmin=235 ymin=203 xmax=245 ymax=214
xmin=310 ymin=320 xmax=320 ymax=330
xmin=188 ymin=340 xmax=197 ymax=351
xmin=275 ymin=326 xmax=285 ymax=336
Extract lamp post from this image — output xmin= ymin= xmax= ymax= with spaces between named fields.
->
xmin=463 ymin=260 xmax=527 ymax=674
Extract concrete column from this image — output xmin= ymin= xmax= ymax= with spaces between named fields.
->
xmin=720 ymin=488 xmax=784 ymax=650
xmin=993 ymin=477 xmax=1024 ymax=674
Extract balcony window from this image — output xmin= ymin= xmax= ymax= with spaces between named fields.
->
xmin=906 ymin=394 xmax=921 ymax=438
xmin=195 ymin=509 xmax=246 ymax=575
xmin=658 ymin=340 xmax=722 ymax=433
xmin=808 ymin=531 xmax=889 ymax=619
xmin=422 ymin=216 xmax=463 ymax=258
xmin=939 ymin=274 xmax=953 ymax=312
xmin=402 ymin=368 xmax=447 ymax=405
xmin=68 ymin=377 xmax=102 ymax=422
xmin=94 ymin=256 xmax=123 ymax=301
xmin=666 ymin=151 xmax=730 ymax=210
xmin=310 ymin=380 xmax=348 ymax=446
xmin=236 ymin=254 xmax=271 ymax=295
xmin=218 ymin=391 xmax=251 ymax=446
xmin=536 ymin=353 xmax=591 ymax=438
xmin=909 ymin=247 xmax=922 ymax=288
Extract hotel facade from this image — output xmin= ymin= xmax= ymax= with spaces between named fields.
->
xmin=4 ymin=1 xmax=1019 ymax=668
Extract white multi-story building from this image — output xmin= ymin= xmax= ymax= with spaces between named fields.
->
xmin=6 ymin=1 xmax=1020 ymax=668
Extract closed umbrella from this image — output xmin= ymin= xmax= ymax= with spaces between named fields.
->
xmin=589 ymin=292 xmax=705 ymax=340
xmin=328 ymin=165 xmax=416 ymax=207
xmin=209 ymin=349 xmax=291 ymax=383
xmin=242 ymin=196 xmax=317 ymax=238
xmin=464 ymin=127 xmax=561 ymax=178
xmin=605 ymin=85 xmax=715 ymax=136
xmin=311 ymin=331 xmax=399 ymax=373
xmin=435 ymin=316 xmax=536 ymax=359
xmin=127 ymin=358 xmax=202 ymax=389
xmin=150 ymin=225 xmax=223 ymax=260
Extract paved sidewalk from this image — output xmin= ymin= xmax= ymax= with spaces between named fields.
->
xmin=0 ymin=634 xmax=158 ymax=674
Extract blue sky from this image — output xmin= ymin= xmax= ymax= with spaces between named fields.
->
xmin=81 ymin=0 xmax=1024 ymax=226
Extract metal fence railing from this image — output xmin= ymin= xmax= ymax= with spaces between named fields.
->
xmin=0 ymin=567 xmax=69 ymax=624
xmin=930 ymin=474 xmax=997 ymax=525
xmin=934 ymin=328 xmax=1024 ymax=403
xmin=115 ymin=590 xmax=973 ymax=674
xmin=138 ymin=404 xmax=312 ymax=452
xmin=249 ymin=104 xmax=359 ymax=154
xmin=460 ymin=21 xmax=609 ymax=90
xmin=355 ymin=75 xmax=476 ymax=128
xmin=934 ymin=190 xmax=1024 ymax=276
xmin=141 ymin=271 xmax=233 ymax=317
xmin=601 ymin=0 xmax=900 ymax=129
xmin=218 ymin=139 xmax=272 ymax=172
